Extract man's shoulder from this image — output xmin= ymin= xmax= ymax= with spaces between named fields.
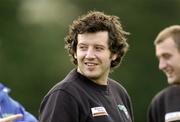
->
xmin=108 ymin=78 xmax=130 ymax=98
xmin=153 ymin=85 xmax=180 ymax=99
xmin=46 ymin=69 xmax=79 ymax=94
xmin=109 ymin=78 xmax=127 ymax=91
xmin=150 ymin=85 xmax=180 ymax=105
xmin=44 ymin=69 xmax=87 ymax=100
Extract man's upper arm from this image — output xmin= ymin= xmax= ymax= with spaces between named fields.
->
xmin=39 ymin=90 xmax=79 ymax=122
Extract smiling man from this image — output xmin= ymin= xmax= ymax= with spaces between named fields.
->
xmin=147 ymin=25 xmax=180 ymax=122
xmin=39 ymin=11 xmax=134 ymax=122
xmin=76 ymin=31 xmax=116 ymax=85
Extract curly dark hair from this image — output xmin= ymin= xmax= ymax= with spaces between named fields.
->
xmin=65 ymin=11 xmax=129 ymax=69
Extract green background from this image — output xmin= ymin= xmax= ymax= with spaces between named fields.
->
xmin=0 ymin=0 xmax=180 ymax=121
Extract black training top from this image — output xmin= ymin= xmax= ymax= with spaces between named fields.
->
xmin=39 ymin=69 xmax=134 ymax=122
xmin=147 ymin=84 xmax=180 ymax=122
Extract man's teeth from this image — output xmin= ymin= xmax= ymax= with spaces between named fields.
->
xmin=86 ymin=63 xmax=96 ymax=66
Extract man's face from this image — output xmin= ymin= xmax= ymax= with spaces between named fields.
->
xmin=156 ymin=37 xmax=180 ymax=84
xmin=75 ymin=31 xmax=117 ymax=85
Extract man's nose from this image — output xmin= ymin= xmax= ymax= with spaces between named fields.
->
xmin=85 ymin=48 xmax=96 ymax=59
xmin=159 ymin=59 xmax=167 ymax=70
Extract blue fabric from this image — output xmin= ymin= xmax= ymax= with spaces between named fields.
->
xmin=0 ymin=83 xmax=38 ymax=122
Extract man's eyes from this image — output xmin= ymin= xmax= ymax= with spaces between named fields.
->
xmin=95 ymin=46 xmax=104 ymax=51
xmin=159 ymin=54 xmax=171 ymax=60
xmin=77 ymin=45 xmax=105 ymax=51
xmin=78 ymin=46 xmax=87 ymax=50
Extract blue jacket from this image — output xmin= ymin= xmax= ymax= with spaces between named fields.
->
xmin=0 ymin=83 xmax=38 ymax=122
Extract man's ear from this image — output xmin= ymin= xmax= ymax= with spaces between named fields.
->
xmin=74 ymin=53 xmax=77 ymax=59
xmin=111 ymin=54 xmax=118 ymax=61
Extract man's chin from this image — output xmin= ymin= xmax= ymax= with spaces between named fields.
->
xmin=86 ymin=74 xmax=98 ymax=79
xmin=167 ymin=78 xmax=177 ymax=84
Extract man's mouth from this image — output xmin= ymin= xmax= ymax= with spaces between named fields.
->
xmin=85 ymin=62 xmax=97 ymax=66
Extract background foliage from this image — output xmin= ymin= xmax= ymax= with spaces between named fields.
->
xmin=0 ymin=0 xmax=180 ymax=121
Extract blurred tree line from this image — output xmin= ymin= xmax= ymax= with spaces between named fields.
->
xmin=0 ymin=0 xmax=180 ymax=121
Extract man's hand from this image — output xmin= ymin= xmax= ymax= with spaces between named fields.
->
xmin=0 ymin=114 xmax=23 ymax=122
